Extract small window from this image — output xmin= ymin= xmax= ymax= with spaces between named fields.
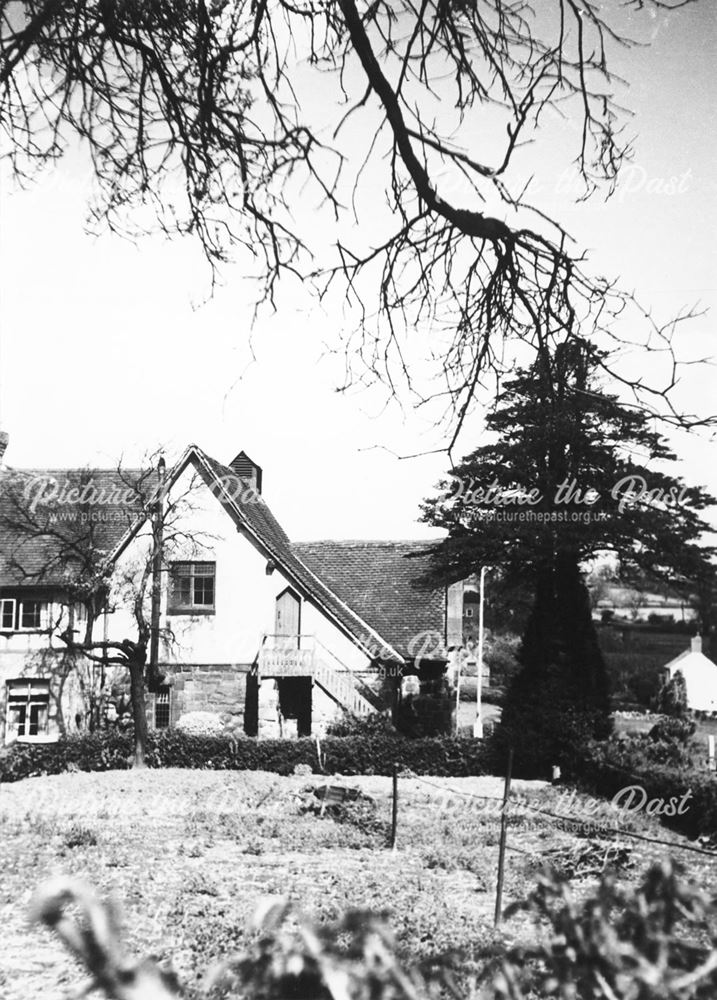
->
xmin=169 ymin=562 xmax=216 ymax=613
xmin=19 ymin=601 xmax=43 ymax=630
xmin=6 ymin=679 xmax=50 ymax=741
xmin=0 ymin=598 xmax=47 ymax=632
xmin=0 ymin=599 xmax=16 ymax=630
xmin=155 ymin=686 xmax=171 ymax=729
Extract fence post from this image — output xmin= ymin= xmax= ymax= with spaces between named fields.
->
xmin=494 ymin=747 xmax=514 ymax=928
xmin=708 ymin=735 xmax=715 ymax=772
xmin=390 ymin=763 xmax=399 ymax=850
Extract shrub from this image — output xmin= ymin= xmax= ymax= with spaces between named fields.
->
xmin=575 ymin=737 xmax=717 ymax=838
xmin=394 ymin=692 xmax=453 ymax=737
xmin=649 ymin=715 xmax=697 ymax=745
xmin=0 ymin=731 xmax=133 ymax=781
xmin=0 ymin=728 xmax=496 ymax=782
xmin=325 ymin=711 xmax=397 ymax=738
xmin=176 ymin=711 xmax=225 ymax=736
xmin=484 ymin=633 xmax=521 ymax=687
xmin=499 ymin=859 xmax=717 ymax=999
xmin=655 ymin=669 xmax=689 ymax=717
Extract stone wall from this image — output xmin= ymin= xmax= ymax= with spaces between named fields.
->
xmin=159 ymin=663 xmax=250 ymax=735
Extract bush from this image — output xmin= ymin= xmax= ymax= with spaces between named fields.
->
xmin=325 ymin=711 xmax=397 ymax=738
xmin=655 ymin=669 xmax=689 ymax=717
xmin=649 ymin=715 xmax=697 ymax=745
xmin=394 ymin=692 xmax=453 ymax=737
xmin=0 ymin=728 xmax=497 ymax=782
xmin=500 ymin=859 xmax=717 ymax=999
xmin=575 ymin=736 xmax=717 ymax=838
xmin=0 ymin=731 xmax=134 ymax=781
xmin=176 ymin=711 xmax=226 ymax=736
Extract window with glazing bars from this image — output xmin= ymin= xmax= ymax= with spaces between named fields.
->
xmin=169 ymin=562 xmax=215 ymax=612
xmin=155 ymin=686 xmax=171 ymax=729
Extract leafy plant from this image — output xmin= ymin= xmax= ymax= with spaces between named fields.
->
xmin=32 ymin=862 xmax=717 ymax=1000
xmin=497 ymin=860 xmax=717 ymax=999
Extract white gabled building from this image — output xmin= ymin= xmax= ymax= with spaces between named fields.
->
xmin=0 ymin=441 xmax=472 ymax=743
xmin=662 ymin=636 xmax=717 ymax=713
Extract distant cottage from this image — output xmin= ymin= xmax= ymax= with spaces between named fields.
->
xmin=0 ymin=442 xmax=476 ymax=743
xmin=662 ymin=636 xmax=717 ymax=714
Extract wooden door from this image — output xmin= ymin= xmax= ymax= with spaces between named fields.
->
xmin=275 ymin=588 xmax=301 ymax=649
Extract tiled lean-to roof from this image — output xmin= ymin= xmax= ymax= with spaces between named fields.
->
xmin=292 ymin=540 xmax=446 ymax=658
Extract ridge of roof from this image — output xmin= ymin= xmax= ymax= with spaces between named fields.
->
xmin=666 ymin=649 xmax=717 ymax=671
xmin=292 ymin=539 xmax=441 ymax=548
xmin=190 ymin=446 xmax=406 ymax=662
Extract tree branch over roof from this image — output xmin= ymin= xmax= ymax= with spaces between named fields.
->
xmin=0 ymin=0 xmax=708 ymax=435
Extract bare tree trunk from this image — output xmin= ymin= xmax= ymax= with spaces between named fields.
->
xmin=128 ymin=659 xmax=148 ymax=769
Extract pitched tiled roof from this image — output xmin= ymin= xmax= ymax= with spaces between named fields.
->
xmin=0 ymin=449 xmax=442 ymax=662
xmin=291 ymin=541 xmax=446 ymax=659
xmin=185 ymin=448 xmax=407 ymax=661
xmin=0 ymin=467 xmax=146 ymax=587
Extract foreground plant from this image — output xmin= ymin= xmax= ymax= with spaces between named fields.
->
xmin=31 ymin=860 xmax=717 ymax=999
xmin=30 ymin=877 xmax=179 ymax=999
xmin=497 ymin=860 xmax=717 ymax=1000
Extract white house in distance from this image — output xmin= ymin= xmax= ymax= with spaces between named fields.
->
xmin=662 ymin=636 xmax=717 ymax=713
xmin=0 ymin=439 xmax=474 ymax=743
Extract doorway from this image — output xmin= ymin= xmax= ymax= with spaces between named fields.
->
xmin=275 ymin=587 xmax=301 ymax=649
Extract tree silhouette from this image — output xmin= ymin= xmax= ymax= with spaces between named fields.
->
xmin=421 ymin=339 xmax=715 ymax=773
xmin=1 ymin=1 xmax=709 ymax=438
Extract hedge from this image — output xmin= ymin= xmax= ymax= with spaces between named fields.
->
xmin=0 ymin=729 xmax=497 ymax=783
xmin=574 ymin=740 xmax=717 ymax=840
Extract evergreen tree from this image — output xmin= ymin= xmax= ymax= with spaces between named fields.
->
xmin=421 ymin=340 xmax=715 ymax=776
xmin=656 ymin=670 xmax=689 ymax=719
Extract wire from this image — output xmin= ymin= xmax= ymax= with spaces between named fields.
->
xmin=400 ymin=772 xmax=717 ymax=861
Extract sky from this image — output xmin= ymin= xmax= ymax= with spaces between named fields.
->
xmin=0 ymin=3 xmax=715 ymax=542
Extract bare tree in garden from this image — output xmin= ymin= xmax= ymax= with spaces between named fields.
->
xmin=0 ymin=1 xmax=709 ymax=439
xmin=0 ymin=456 xmax=214 ymax=767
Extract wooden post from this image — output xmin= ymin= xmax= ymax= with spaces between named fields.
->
xmin=708 ymin=735 xmax=715 ymax=772
xmin=494 ymin=748 xmax=514 ymax=927
xmin=390 ymin=763 xmax=399 ymax=849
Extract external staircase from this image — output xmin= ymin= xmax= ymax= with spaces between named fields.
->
xmin=258 ymin=634 xmax=377 ymax=717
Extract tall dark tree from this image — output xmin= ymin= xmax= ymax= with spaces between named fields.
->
xmin=421 ymin=340 xmax=716 ymax=775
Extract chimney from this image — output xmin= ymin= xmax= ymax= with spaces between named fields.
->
xmin=228 ymin=450 xmax=262 ymax=494
xmin=0 ymin=430 xmax=8 ymax=465
xmin=691 ymin=635 xmax=702 ymax=654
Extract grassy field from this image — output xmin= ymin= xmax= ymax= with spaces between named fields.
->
xmin=1 ymin=768 xmax=714 ymax=999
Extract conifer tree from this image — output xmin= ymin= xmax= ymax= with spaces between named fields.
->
xmin=422 ymin=340 xmax=715 ymax=775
